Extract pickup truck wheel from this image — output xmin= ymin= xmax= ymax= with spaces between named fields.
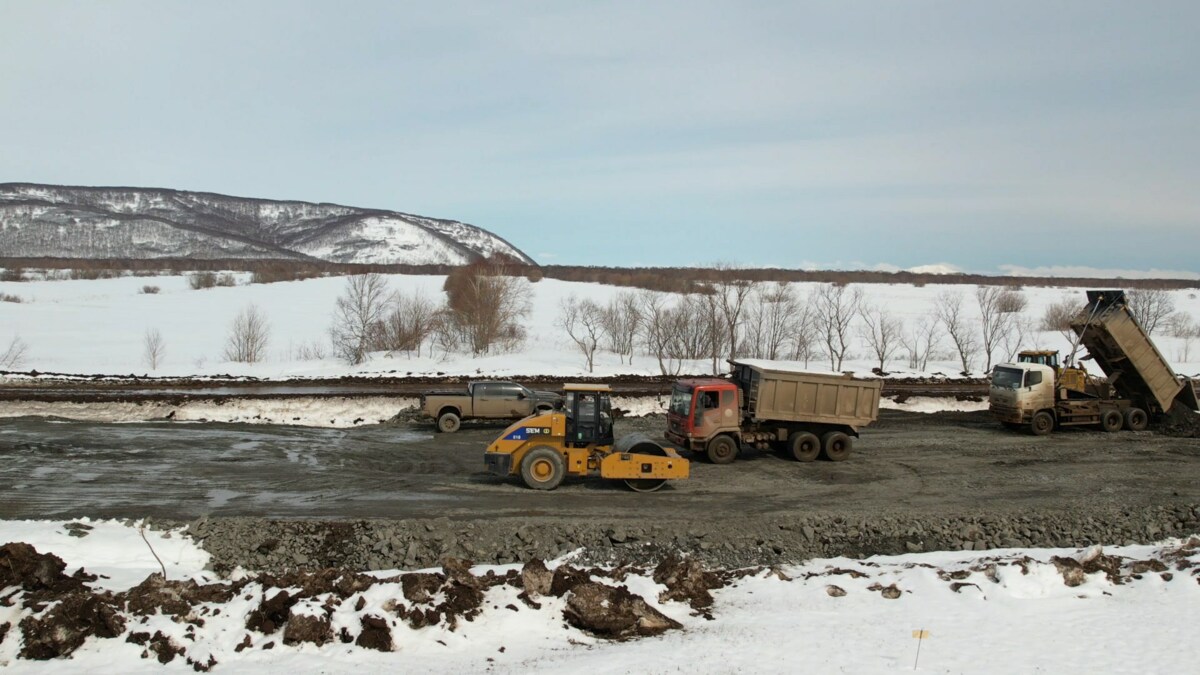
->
xmin=520 ymin=446 xmax=566 ymax=490
xmin=437 ymin=411 xmax=461 ymax=433
xmin=1124 ymin=408 xmax=1149 ymax=432
xmin=787 ymin=431 xmax=821 ymax=462
xmin=1100 ymin=410 xmax=1123 ymax=432
xmin=819 ymin=431 xmax=852 ymax=461
xmin=1031 ymin=411 xmax=1054 ymax=436
xmin=706 ymin=435 xmax=738 ymax=465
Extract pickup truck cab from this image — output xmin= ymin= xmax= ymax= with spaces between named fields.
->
xmin=421 ymin=381 xmax=561 ymax=432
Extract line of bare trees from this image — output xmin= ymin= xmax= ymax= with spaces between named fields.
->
xmin=551 ymin=280 xmax=1073 ymax=376
xmin=328 ymin=256 xmax=533 ymax=365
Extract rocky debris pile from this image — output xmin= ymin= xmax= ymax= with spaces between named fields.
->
xmin=0 ymin=545 xmax=736 ymax=666
xmin=180 ymin=503 xmax=1200 ymax=575
xmin=1158 ymin=401 xmax=1200 ymax=438
xmin=802 ymin=536 xmax=1200 ymax=599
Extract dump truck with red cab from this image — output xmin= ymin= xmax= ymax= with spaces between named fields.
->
xmin=665 ymin=359 xmax=882 ymax=464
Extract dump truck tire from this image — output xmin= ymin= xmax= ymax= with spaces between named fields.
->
xmin=1031 ymin=411 xmax=1054 ymax=436
xmin=1124 ymin=408 xmax=1149 ymax=432
xmin=706 ymin=435 xmax=738 ymax=465
xmin=819 ymin=431 xmax=852 ymax=461
xmin=437 ymin=411 xmax=461 ymax=433
xmin=520 ymin=446 xmax=566 ymax=490
xmin=787 ymin=431 xmax=821 ymax=462
xmin=1101 ymin=410 xmax=1123 ymax=432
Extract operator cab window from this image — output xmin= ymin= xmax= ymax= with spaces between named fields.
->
xmin=701 ymin=391 xmax=719 ymax=410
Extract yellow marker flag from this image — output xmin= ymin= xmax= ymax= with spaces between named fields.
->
xmin=912 ymin=630 xmax=930 ymax=639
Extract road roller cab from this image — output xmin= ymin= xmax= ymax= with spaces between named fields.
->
xmin=484 ymin=383 xmax=689 ymax=492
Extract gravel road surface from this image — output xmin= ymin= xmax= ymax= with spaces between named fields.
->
xmin=3 ymin=411 xmax=1198 ymax=571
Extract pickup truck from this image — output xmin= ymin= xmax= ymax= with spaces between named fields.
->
xmin=421 ymin=381 xmax=562 ymax=432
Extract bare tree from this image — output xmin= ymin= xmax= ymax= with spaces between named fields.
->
xmin=699 ymin=290 xmax=727 ymax=374
xmin=1 ymin=335 xmax=28 ymax=369
xmin=1167 ymin=312 xmax=1199 ymax=362
xmin=375 ymin=289 xmax=437 ymax=358
xmin=710 ymin=265 xmax=757 ymax=363
xmin=858 ymin=304 xmax=903 ymax=371
xmin=599 ymin=291 xmax=641 ymax=364
xmin=1126 ymin=288 xmax=1175 ymax=335
xmin=1040 ymin=296 xmax=1085 ymax=346
xmin=638 ymin=291 xmax=680 ymax=376
xmin=1000 ymin=314 xmax=1036 ymax=363
xmin=330 ymin=274 xmax=391 ymax=364
xmin=977 ymin=286 xmax=1027 ymax=373
xmin=142 ymin=328 xmax=166 ymax=370
xmin=559 ymin=295 xmax=605 ymax=372
xmin=224 ymin=304 xmax=270 ymax=363
xmin=812 ymin=283 xmax=863 ymax=371
xmin=900 ymin=316 xmax=941 ymax=372
xmin=936 ymin=291 xmax=980 ymax=374
xmin=743 ymin=283 xmax=803 ymax=360
xmin=443 ymin=260 xmax=531 ymax=355
xmin=291 ymin=339 xmax=327 ymax=361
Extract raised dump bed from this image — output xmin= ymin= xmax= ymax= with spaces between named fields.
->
xmin=1071 ymin=290 xmax=1192 ymax=414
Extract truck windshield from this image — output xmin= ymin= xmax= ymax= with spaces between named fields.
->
xmin=992 ymin=367 xmax=1024 ymax=389
xmin=669 ymin=386 xmax=693 ymax=416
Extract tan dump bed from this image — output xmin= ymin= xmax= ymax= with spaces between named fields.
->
xmin=730 ymin=359 xmax=881 ymax=429
xmin=1071 ymin=290 xmax=1187 ymax=413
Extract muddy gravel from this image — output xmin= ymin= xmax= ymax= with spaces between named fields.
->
xmin=2 ymin=409 xmax=1198 ymax=571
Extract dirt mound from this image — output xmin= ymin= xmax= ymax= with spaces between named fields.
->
xmin=19 ymin=591 xmax=125 ymax=659
xmin=652 ymin=556 xmax=725 ymax=615
xmin=562 ymin=582 xmax=681 ymax=639
xmin=0 ymin=542 xmax=740 ymax=665
xmin=1158 ymin=402 xmax=1200 ymax=437
xmin=0 ymin=542 xmax=93 ymax=596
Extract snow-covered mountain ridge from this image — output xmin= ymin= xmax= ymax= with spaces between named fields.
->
xmin=0 ymin=183 xmax=534 ymax=265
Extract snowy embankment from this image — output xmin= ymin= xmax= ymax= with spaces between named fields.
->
xmin=2 ymin=273 xmax=1198 ymax=380
xmin=1 ymin=519 xmax=1197 ymax=673
xmin=0 ymin=395 xmax=985 ymax=427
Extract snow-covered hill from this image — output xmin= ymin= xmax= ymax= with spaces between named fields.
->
xmin=0 ymin=183 xmax=534 ymax=265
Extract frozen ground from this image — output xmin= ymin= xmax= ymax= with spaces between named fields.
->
xmin=0 ymin=394 xmax=985 ymax=428
xmin=2 ymin=273 xmax=1198 ymax=380
xmin=0 ymin=519 xmax=1197 ymax=673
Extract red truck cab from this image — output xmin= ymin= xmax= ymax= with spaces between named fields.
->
xmin=665 ymin=378 xmax=741 ymax=453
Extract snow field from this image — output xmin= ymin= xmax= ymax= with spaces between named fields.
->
xmin=0 ymin=519 xmax=1197 ymax=673
xmin=2 ymin=273 xmax=1199 ymax=379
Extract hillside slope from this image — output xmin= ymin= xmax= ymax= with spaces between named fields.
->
xmin=0 ymin=183 xmax=534 ymax=265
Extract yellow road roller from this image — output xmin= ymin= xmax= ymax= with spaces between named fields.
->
xmin=483 ymin=383 xmax=689 ymax=492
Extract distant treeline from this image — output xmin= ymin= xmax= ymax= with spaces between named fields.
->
xmin=1 ymin=257 xmax=1197 ymax=291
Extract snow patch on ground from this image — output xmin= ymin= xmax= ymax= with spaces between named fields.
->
xmin=880 ymin=396 xmax=990 ymax=413
xmin=0 ymin=396 xmax=418 ymax=428
xmin=0 ymin=395 xmax=981 ymax=427
xmin=1 ymin=519 xmax=1197 ymax=673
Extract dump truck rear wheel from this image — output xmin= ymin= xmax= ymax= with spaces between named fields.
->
xmin=1031 ymin=411 xmax=1054 ymax=436
xmin=820 ymin=431 xmax=852 ymax=461
xmin=437 ymin=411 xmax=461 ymax=433
xmin=1101 ymin=410 xmax=1123 ymax=432
xmin=787 ymin=431 xmax=821 ymax=462
xmin=520 ymin=446 xmax=565 ymax=490
xmin=1124 ymin=408 xmax=1148 ymax=432
xmin=706 ymin=435 xmax=738 ymax=465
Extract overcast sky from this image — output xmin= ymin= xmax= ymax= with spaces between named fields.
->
xmin=2 ymin=1 xmax=1197 ymax=275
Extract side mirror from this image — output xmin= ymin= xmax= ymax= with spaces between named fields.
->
xmin=516 ymin=392 xmax=526 ymax=399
